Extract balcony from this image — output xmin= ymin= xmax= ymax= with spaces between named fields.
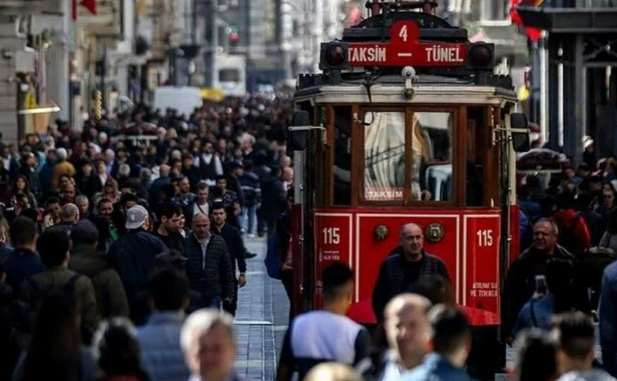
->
xmin=516 ymin=0 xmax=617 ymax=33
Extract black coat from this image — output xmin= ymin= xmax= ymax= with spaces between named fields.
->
xmin=212 ymin=223 xmax=247 ymax=275
xmin=184 ymin=234 xmax=234 ymax=303
xmin=372 ymin=252 xmax=450 ymax=322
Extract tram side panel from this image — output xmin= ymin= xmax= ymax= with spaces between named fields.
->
xmin=313 ymin=209 xmax=502 ymax=326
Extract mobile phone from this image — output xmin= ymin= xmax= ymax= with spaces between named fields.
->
xmin=535 ymin=275 xmax=547 ymax=295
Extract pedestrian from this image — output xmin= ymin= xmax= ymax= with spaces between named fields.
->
xmin=69 ymin=220 xmax=130 ymax=319
xmin=108 ymin=205 xmax=167 ymax=325
xmin=277 ymin=263 xmax=370 ymax=381
xmin=502 ymin=219 xmax=587 ymax=342
xmin=184 ymin=213 xmax=234 ymax=311
xmin=181 ymin=309 xmax=243 ymax=381
xmin=93 ymin=318 xmax=150 ymax=381
xmin=137 ymin=268 xmax=191 ymax=381
xmin=185 ymin=181 xmax=210 ymax=227
xmin=209 ymin=203 xmax=247 ymax=316
xmin=154 ymin=204 xmax=186 ymax=255
xmin=3 ymin=217 xmax=43 ymax=293
xmin=552 ymin=192 xmax=591 ymax=257
xmin=372 ymin=223 xmax=450 ymax=322
xmin=401 ymin=304 xmax=477 ymax=381
xmin=11 ymin=292 xmax=97 ymax=381
xmin=239 ymin=161 xmax=261 ymax=237
xmin=514 ymin=329 xmax=559 ymax=381
xmin=552 ymin=312 xmax=615 ymax=381
xmin=19 ymin=227 xmax=100 ymax=345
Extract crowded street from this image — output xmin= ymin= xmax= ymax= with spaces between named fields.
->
xmin=2 ymin=0 xmax=617 ymax=381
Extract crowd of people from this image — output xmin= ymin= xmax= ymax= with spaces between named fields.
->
xmin=0 ymin=94 xmax=296 ymax=381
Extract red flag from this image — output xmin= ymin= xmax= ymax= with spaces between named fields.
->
xmin=80 ymin=0 xmax=97 ymax=15
xmin=509 ymin=0 xmax=543 ymax=42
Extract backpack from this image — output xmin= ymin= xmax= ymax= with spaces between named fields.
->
xmin=555 ymin=213 xmax=582 ymax=255
xmin=26 ymin=274 xmax=82 ymax=315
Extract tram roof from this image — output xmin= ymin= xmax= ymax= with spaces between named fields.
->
xmin=297 ymin=5 xmax=516 ymax=95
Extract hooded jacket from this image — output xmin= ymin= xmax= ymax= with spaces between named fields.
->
xmin=69 ymin=244 xmax=130 ymax=319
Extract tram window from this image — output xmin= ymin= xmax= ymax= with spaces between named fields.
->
xmin=364 ymin=111 xmax=406 ymax=202
xmin=467 ymin=107 xmax=485 ymax=207
xmin=333 ymin=106 xmax=352 ymax=206
xmin=412 ymin=112 xmax=453 ymax=202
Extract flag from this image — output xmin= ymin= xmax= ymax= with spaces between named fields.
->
xmin=509 ymin=0 xmax=544 ymax=42
xmin=81 ymin=0 xmax=97 ymax=15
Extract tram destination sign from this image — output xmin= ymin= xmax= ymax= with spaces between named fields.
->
xmin=346 ymin=21 xmax=467 ymax=67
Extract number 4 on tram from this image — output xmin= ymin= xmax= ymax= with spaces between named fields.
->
xmin=286 ymin=1 xmax=531 ymax=378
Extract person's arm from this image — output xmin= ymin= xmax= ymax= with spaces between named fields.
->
xmin=219 ymin=242 xmax=234 ymax=301
xmin=353 ymin=327 xmax=372 ymax=365
xmin=372 ymin=262 xmax=389 ymax=322
xmin=80 ymin=277 xmax=101 ymax=345
xmin=600 ymin=271 xmax=617 ymax=376
xmin=577 ymin=218 xmax=592 ymax=251
xmin=276 ymin=327 xmax=295 ymax=381
xmin=437 ymin=259 xmax=450 ymax=282
xmin=105 ymin=269 xmax=131 ymax=318
xmin=234 ymin=229 xmax=247 ymax=276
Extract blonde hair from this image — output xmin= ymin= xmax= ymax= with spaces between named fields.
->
xmin=304 ymin=363 xmax=363 ymax=381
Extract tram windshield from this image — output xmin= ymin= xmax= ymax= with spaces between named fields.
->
xmin=363 ymin=110 xmax=453 ymax=203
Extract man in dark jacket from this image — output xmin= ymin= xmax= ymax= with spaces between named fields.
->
xmin=19 ymin=152 xmax=41 ymax=205
xmin=261 ymin=167 xmax=287 ymax=239
xmin=184 ymin=213 xmax=234 ymax=311
xmin=3 ymin=217 xmax=43 ymax=293
xmin=372 ymin=223 xmax=450 ymax=322
xmin=502 ymin=219 xmax=588 ymax=342
xmin=69 ymin=220 xmax=130 ymax=319
xmin=108 ymin=205 xmax=167 ymax=324
xmin=210 ymin=203 xmax=247 ymax=316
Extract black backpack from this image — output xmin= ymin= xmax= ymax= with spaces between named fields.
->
xmin=555 ymin=213 xmax=582 ymax=255
xmin=26 ymin=274 xmax=82 ymax=316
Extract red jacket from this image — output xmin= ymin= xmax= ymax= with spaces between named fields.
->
xmin=552 ymin=209 xmax=591 ymax=255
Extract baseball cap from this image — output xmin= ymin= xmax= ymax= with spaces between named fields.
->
xmin=125 ymin=205 xmax=149 ymax=230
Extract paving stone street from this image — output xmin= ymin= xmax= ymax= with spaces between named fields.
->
xmin=233 ymin=237 xmax=289 ymax=381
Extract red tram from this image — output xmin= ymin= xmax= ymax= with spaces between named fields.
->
xmin=286 ymin=0 xmax=530 ymax=376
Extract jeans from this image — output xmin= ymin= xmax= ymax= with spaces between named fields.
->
xmin=204 ymin=295 xmax=222 ymax=310
xmin=241 ymin=206 xmax=258 ymax=235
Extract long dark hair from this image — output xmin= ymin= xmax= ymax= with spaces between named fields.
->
xmin=546 ymin=258 xmax=575 ymax=313
xmin=13 ymin=175 xmax=31 ymax=196
xmin=23 ymin=292 xmax=82 ymax=381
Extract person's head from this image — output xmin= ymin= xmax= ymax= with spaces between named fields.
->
xmin=71 ymin=220 xmax=99 ymax=248
xmin=59 ymin=174 xmax=72 ymax=190
xmin=546 ymin=258 xmax=574 ymax=299
xmin=94 ymin=318 xmax=146 ymax=379
xmin=81 ymin=161 xmax=93 ymax=176
xmin=408 ymin=275 xmax=454 ymax=305
xmin=148 ymin=267 xmax=190 ymax=312
xmin=97 ymin=160 xmax=107 ymax=175
xmin=64 ymin=183 xmax=76 ymax=201
xmin=45 ymin=197 xmax=61 ymax=218
xmin=197 ymin=182 xmax=210 ymax=204
xmin=121 ymin=193 xmax=139 ymax=211
xmin=74 ymin=195 xmax=89 ymax=218
xmin=125 ymin=205 xmax=150 ymax=231
xmin=38 ymin=227 xmax=71 ymax=268
xmin=160 ymin=204 xmax=183 ymax=233
xmin=400 ymin=223 xmax=424 ymax=257
xmin=231 ymin=162 xmax=244 ymax=177
xmin=532 ymin=219 xmax=559 ymax=252
xmin=104 ymin=149 xmax=115 ymax=163
xmin=577 ymin=163 xmax=590 ymax=178
xmin=322 ymin=262 xmax=354 ymax=312
xmin=181 ymin=309 xmax=237 ymax=381
xmin=551 ymin=312 xmax=596 ymax=374
xmin=215 ymin=175 xmax=227 ymax=190
xmin=98 ymin=198 xmax=114 ymax=216
xmin=563 ymin=166 xmax=576 ymax=179
xmin=182 ymin=154 xmax=194 ymax=168
xmin=384 ymin=294 xmax=432 ymax=366
xmin=192 ymin=213 xmax=210 ymax=240
xmin=556 ymin=191 xmax=575 ymax=211
xmin=540 ymin=195 xmax=557 ymax=214
xmin=282 ymin=167 xmax=294 ymax=182
xmin=603 ymin=183 xmax=616 ymax=207
xmin=515 ymin=329 xmax=558 ymax=381
xmin=56 ymin=148 xmax=68 ymax=161
xmin=0 ymin=218 xmax=9 ymax=246
xmin=60 ymin=203 xmax=80 ymax=225
xmin=10 ymin=216 xmax=37 ymax=249
xmin=428 ymin=304 xmax=471 ymax=366
xmin=180 ymin=177 xmax=191 ymax=194
xmin=576 ymin=192 xmax=592 ymax=212
xmin=304 ymin=363 xmax=363 ymax=381
xmin=159 ymin=164 xmax=171 ymax=178
xmin=15 ymin=175 xmax=29 ymax=192
xmin=210 ymin=203 xmax=227 ymax=227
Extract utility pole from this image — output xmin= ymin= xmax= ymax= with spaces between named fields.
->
xmin=204 ymin=0 xmax=217 ymax=88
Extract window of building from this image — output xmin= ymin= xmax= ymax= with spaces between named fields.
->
xmin=219 ymin=69 xmax=240 ymax=82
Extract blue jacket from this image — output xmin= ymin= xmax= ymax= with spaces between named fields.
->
xmin=4 ymin=248 xmax=44 ymax=293
xmin=240 ymin=171 xmax=261 ymax=207
xmin=107 ymin=229 xmax=167 ymax=303
xmin=401 ymin=353 xmax=478 ymax=381
xmin=513 ymin=294 xmax=558 ymax=337
xmin=600 ymin=261 xmax=617 ymax=377
xmin=137 ymin=312 xmax=190 ymax=381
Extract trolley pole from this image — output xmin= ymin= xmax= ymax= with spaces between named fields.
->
xmin=204 ymin=0 xmax=216 ymax=88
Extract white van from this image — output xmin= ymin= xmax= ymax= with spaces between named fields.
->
xmin=153 ymin=86 xmax=203 ymax=117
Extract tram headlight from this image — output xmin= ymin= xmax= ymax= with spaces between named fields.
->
xmin=320 ymin=43 xmax=348 ymax=70
xmin=467 ymin=43 xmax=494 ymax=70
